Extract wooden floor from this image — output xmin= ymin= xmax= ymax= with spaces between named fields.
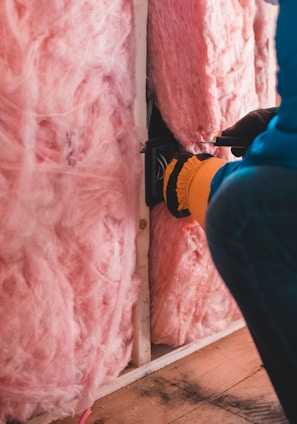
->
xmin=56 ymin=327 xmax=289 ymax=424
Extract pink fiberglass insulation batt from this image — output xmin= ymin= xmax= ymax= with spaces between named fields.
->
xmin=150 ymin=205 xmax=242 ymax=346
xmin=148 ymin=0 xmax=276 ymax=346
xmin=0 ymin=0 xmax=140 ymax=421
xmin=147 ymin=0 xmax=276 ymax=153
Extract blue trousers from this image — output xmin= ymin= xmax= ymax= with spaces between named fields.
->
xmin=205 ymin=165 xmax=297 ymax=424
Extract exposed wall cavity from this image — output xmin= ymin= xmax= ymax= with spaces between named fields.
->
xmin=147 ymin=0 xmax=276 ymax=346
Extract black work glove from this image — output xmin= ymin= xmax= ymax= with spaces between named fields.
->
xmin=222 ymin=107 xmax=278 ymax=157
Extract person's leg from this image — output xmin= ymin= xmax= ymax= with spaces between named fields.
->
xmin=205 ymin=166 xmax=297 ymax=423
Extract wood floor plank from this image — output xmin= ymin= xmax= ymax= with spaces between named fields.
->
xmin=169 ymin=400 xmax=252 ymax=423
xmin=55 ymin=327 xmax=287 ymax=424
xmin=57 ymin=377 xmax=205 ymax=424
xmin=156 ymin=327 xmax=262 ymax=396
xmin=212 ymin=367 xmax=289 ymax=423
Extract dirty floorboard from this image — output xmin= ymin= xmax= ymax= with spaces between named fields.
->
xmin=56 ymin=327 xmax=289 ymax=424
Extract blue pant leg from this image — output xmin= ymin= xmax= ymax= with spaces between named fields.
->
xmin=205 ymin=166 xmax=297 ymax=424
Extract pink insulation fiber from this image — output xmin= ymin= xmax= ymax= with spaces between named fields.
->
xmin=0 ymin=0 xmax=140 ymax=421
xmin=147 ymin=0 xmax=276 ymax=153
xmin=148 ymin=1 xmax=276 ymax=346
xmin=150 ymin=205 xmax=242 ymax=347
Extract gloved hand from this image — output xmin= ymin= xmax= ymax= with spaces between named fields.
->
xmin=163 ymin=152 xmax=225 ymax=227
xmin=222 ymin=107 xmax=278 ymax=157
